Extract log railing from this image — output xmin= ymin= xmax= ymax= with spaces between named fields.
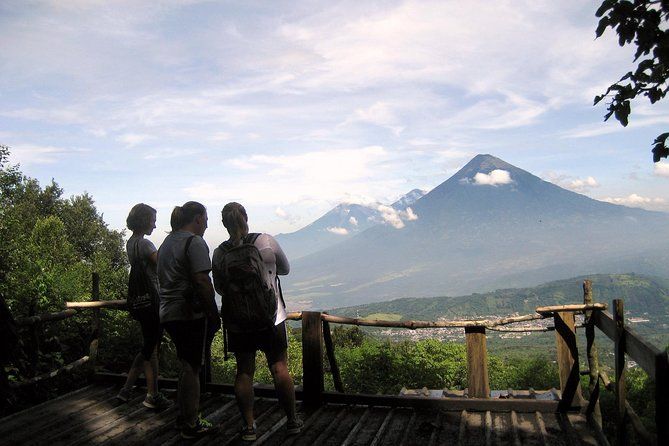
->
xmin=8 ymin=273 xmax=101 ymax=388
xmin=11 ymin=273 xmax=668 ymax=445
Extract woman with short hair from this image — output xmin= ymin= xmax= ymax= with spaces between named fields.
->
xmin=212 ymin=202 xmax=301 ymax=441
xmin=117 ymin=203 xmax=170 ymax=410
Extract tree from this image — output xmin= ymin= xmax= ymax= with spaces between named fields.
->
xmin=594 ymin=1 xmax=669 ymax=161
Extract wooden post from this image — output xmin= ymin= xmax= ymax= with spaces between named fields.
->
xmin=555 ymin=311 xmax=583 ymax=411
xmin=322 ymin=319 xmax=344 ymax=393
xmin=654 ymin=351 xmax=668 ymax=444
xmin=613 ymin=299 xmax=627 ymax=446
xmin=89 ymin=272 xmax=100 ymax=371
xmin=583 ymin=280 xmax=602 ymax=426
xmin=302 ymin=311 xmax=324 ymax=407
xmin=465 ymin=326 xmax=490 ymax=398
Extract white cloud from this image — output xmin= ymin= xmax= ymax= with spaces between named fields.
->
xmin=473 ymin=169 xmax=512 ymax=186
xmin=404 ymin=207 xmax=418 ymax=221
xmin=654 ymin=162 xmax=669 ymax=178
xmin=349 ymin=216 xmax=358 ymax=226
xmin=373 ymin=204 xmax=419 ymax=229
xmin=376 ymin=204 xmax=405 ymax=229
xmin=117 ymin=133 xmax=154 ymax=147
xmin=143 ymin=148 xmax=200 ymax=160
xmin=8 ymin=144 xmax=88 ymax=165
xmin=568 ymin=176 xmax=599 ymax=192
xmin=602 ymin=194 xmax=665 ymax=208
xmin=561 ymin=115 xmax=669 ymax=139
xmin=543 ymin=172 xmax=600 ymax=193
xmin=348 ymin=101 xmax=404 ymax=135
xmin=326 ymin=226 xmax=349 ymax=235
xmin=275 ymin=207 xmax=288 ymax=218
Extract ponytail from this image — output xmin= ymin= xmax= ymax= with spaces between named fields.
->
xmin=170 ymin=201 xmax=206 ymax=231
xmin=221 ymin=202 xmax=249 ymax=244
xmin=170 ymin=206 xmax=184 ymax=231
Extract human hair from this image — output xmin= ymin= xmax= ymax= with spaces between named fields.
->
xmin=221 ymin=202 xmax=249 ymax=244
xmin=126 ymin=203 xmax=156 ymax=233
xmin=170 ymin=201 xmax=206 ymax=231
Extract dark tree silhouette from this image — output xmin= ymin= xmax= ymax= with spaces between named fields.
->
xmin=594 ymin=0 xmax=669 ymax=161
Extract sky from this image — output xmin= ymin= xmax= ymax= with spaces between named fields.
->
xmin=2 ymin=0 xmax=669 ymax=248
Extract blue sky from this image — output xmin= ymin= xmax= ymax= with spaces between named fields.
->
xmin=2 ymin=0 xmax=669 ymax=248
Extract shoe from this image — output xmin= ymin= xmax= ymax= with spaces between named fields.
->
xmin=181 ymin=417 xmax=218 ymax=439
xmin=286 ymin=418 xmax=303 ymax=435
xmin=143 ymin=392 xmax=172 ymax=410
xmin=240 ymin=422 xmax=257 ymax=441
xmin=116 ymin=386 xmax=132 ymax=402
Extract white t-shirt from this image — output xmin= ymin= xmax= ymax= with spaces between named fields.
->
xmin=212 ymin=233 xmax=289 ymax=325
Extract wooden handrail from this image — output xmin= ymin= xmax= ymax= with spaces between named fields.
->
xmin=15 ymin=309 xmax=78 ymax=326
xmin=9 ymin=356 xmax=89 ymax=388
xmin=321 ymin=312 xmax=546 ymax=329
xmin=592 ymin=310 xmax=667 ymax=380
xmin=66 ymin=299 xmax=127 ymax=309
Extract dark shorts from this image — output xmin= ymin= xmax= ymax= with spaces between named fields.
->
xmin=163 ymin=318 xmax=207 ymax=370
xmin=227 ymin=321 xmax=288 ymax=365
xmin=138 ymin=314 xmax=163 ymax=360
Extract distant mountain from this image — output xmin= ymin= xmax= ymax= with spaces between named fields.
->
xmin=331 ymin=273 xmax=669 ymax=322
xmin=331 ymin=273 xmax=669 ymax=347
xmin=282 ymin=154 xmax=669 ymax=309
xmin=391 ymin=188 xmax=426 ymax=209
xmin=275 ymin=189 xmax=425 ymax=260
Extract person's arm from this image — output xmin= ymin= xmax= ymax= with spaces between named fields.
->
xmin=187 ymin=237 xmax=219 ymax=322
xmin=211 ymin=249 xmax=224 ymax=296
xmin=192 ymin=271 xmax=217 ymax=319
xmin=268 ymin=235 xmax=290 ymax=275
xmin=141 ymin=239 xmax=158 ymax=265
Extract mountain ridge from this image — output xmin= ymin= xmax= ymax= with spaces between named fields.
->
xmin=282 ymin=154 xmax=669 ymax=309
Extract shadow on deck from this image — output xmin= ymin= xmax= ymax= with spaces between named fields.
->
xmin=0 ymin=382 xmax=599 ymax=446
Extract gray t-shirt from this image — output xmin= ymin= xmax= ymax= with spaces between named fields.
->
xmin=157 ymin=230 xmax=212 ymax=323
xmin=126 ymin=236 xmax=158 ymax=293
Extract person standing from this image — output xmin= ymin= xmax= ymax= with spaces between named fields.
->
xmin=117 ymin=203 xmax=171 ymax=410
xmin=212 ymin=202 xmax=301 ymax=441
xmin=158 ymin=201 xmax=220 ymax=439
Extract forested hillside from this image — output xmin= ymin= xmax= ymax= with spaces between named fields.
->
xmin=332 ymin=273 xmax=669 ymax=320
xmin=0 ymin=145 xmax=132 ymax=409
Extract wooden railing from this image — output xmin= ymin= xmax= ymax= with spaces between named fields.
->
xmin=8 ymin=273 xmax=101 ymax=388
xmin=9 ymin=273 xmax=669 ymax=445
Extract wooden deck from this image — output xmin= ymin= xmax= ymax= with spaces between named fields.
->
xmin=0 ymin=383 xmax=601 ymax=445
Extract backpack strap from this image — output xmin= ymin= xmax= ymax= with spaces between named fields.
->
xmin=183 ymin=235 xmax=195 ymax=274
xmin=276 ymin=275 xmax=286 ymax=308
xmin=245 ymin=233 xmax=261 ymax=245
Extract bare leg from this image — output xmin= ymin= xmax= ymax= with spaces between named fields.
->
xmin=143 ymin=347 xmax=158 ymax=396
xmin=268 ymin=350 xmax=296 ymax=421
xmin=177 ymin=360 xmax=201 ymax=426
xmin=121 ymin=353 xmax=144 ymax=391
xmin=234 ymin=352 xmax=256 ymax=428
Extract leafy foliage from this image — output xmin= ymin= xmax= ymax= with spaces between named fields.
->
xmin=0 ymin=145 xmax=129 ymax=402
xmin=594 ymin=1 xmax=669 ymax=160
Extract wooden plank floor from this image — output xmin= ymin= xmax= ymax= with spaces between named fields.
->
xmin=0 ymin=384 xmax=601 ymax=445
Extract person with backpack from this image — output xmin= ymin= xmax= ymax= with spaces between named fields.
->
xmin=157 ymin=201 xmax=220 ymax=439
xmin=117 ymin=203 xmax=171 ymax=410
xmin=212 ymin=202 xmax=302 ymax=441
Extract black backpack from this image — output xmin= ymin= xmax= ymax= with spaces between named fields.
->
xmin=127 ymin=241 xmax=158 ymax=320
xmin=215 ymin=233 xmax=277 ymax=333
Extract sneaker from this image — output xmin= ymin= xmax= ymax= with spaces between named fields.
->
xmin=286 ymin=418 xmax=303 ymax=435
xmin=241 ymin=422 xmax=257 ymax=441
xmin=143 ymin=392 xmax=172 ymax=410
xmin=181 ymin=417 xmax=218 ymax=439
xmin=116 ymin=386 xmax=132 ymax=402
